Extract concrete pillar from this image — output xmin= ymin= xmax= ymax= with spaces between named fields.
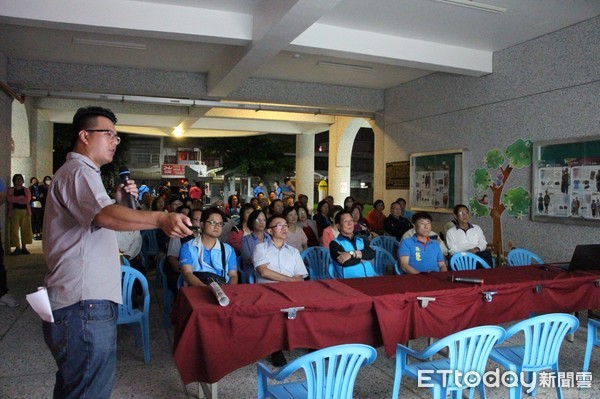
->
xmin=10 ymin=101 xmax=32 ymax=180
xmin=370 ymin=120 xmax=386 ymax=203
xmin=36 ymin=120 xmax=54 ymax=179
xmin=327 ymin=117 xmax=370 ymax=206
xmin=0 ymin=51 xmax=12 ymax=251
xmin=295 ymin=133 xmax=315 ymax=211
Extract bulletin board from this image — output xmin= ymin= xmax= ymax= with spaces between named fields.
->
xmin=410 ymin=149 xmax=467 ymax=213
xmin=532 ymin=136 xmax=600 ymax=226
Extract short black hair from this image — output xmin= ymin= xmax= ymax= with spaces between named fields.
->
xmin=269 ymin=199 xmax=284 ymax=214
xmin=266 ymin=214 xmax=286 ymax=229
xmin=373 ymin=199 xmax=384 ymax=209
xmin=453 ymin=204 xmax=469 ymax=215
xmin=335 ymin=210 xmax=352 ymax=225
xmin=200 ymin=207 xmax=226 ymax=223
xmin=247 ymin=209 xmax=266 ymax=232
xmin=12 ymin=174 xmax=24 ymax=185
xmin=282 ymin=206 xmax=297 ymax=218
xmin=412 ymin=211 xmax=432 ymax=224
xmin=72 ymin=106 xmax=117 ymax=147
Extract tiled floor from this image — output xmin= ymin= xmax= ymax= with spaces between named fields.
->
xmin=0 ymin=240 xmax=598 ymax=398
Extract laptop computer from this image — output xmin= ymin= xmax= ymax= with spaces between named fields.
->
xmin=550 ymin=244 xmax=600 ymax=271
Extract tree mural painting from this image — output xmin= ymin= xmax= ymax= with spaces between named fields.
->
xmin=469 ymin=139 xmax=532 ymax=263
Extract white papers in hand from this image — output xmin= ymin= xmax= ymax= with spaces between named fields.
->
xmin=209 ymin=282 xmax=230 ymax=306
xmin=26 ymin=287 xmax=54 ymax=323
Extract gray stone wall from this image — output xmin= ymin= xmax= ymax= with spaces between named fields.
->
xmin=383 ymin=16 xmax=600 ymax=262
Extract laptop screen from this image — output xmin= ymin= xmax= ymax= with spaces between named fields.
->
xmin=568 ymin=244 xmax=600 ymax=271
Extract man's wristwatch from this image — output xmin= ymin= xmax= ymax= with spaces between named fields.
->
xmin=349 ymin=250 xmax=356 ymax=258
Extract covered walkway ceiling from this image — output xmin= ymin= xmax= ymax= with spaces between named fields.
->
xmin=1 ymin=0 xmax=599 ymax=138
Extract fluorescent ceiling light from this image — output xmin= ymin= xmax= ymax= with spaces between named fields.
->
xmin=317 ymin=61 xmax=373 ymax=73
xmin=73 ymin=38 xmax=147 ymax=50
xmin=432 ymin=0 xmax=506 ymax=14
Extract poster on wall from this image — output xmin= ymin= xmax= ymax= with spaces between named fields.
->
xmin=532 ymin=137 xmax=600 ymax=226
xmin=410 ymin=149 xmax=467 ymax=213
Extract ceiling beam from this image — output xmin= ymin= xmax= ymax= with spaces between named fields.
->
xmin=291 ymin=23 xmax=493 ymax=76
xmin=207 ymin=0 xmax=343 ymax=97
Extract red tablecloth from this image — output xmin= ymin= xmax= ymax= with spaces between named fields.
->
xmin=340 ymin=266 xmax=600 ymax=356
xmin=172 ymin=279 xmax=380 ymax=384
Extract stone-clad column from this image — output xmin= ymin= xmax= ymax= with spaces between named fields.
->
xmin=0 ymin=51 xmax=13 ymax=251
xmin=327 ymin=117 xmax=370 ymax=206
xmin=295 ymin=133 xmax=315 ymax=211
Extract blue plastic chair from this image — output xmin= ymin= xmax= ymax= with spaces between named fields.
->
xmin=301 ymin=246 xmax=333 ymax=280
xmin=507 ymin=248 xmax=544 ymax=266
xmin=371 ymin=246 xmax=400 ymax=276
xmin=449 ymin=252 xmax=491 ymax=271
xmin=118 ymin=265 xmax=151 ymax=364
xmin=257 ymin=344 xmax=377 ymax=399
xmin=393 ymin=325 xmax=505 ymax=399
xmin=489 ymin=313 xmax=579 ymax=399
xmin=141 ymin=229 xmax=160 ymax=269
xmin=370 ymin=236 xmax=398 ymax=258
xmin=583 ymin=318 xmax=600 ymax=373
xmin=157 ymin=257 xmax=174 ymax=328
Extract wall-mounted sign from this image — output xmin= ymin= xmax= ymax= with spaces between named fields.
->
xmin=161 ymin=164 xmax=186 ymax=176
xmin=385 ymin=161 xmax=410 ymax=189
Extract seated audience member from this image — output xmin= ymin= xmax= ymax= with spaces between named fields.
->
xmin=396 ymin=197 xmax=413 ymax=220
xmin=258 ymin=196 xmax=270 ymax=214
xmin=313 ymin=199 xmax=332 ymax=237
xmin=295 ymin=204 xmax=319 ymax=247
xmin=343 ymin=196 xmax=355 ymax=212
xmin=350 ymin=205 xmax=372 ymax=238
xmin=165 ymin=208 xmax=202 ymax=295
xmin=179 ymin=208 xmax=238 ymax=287
xmin=167 ymin=195 xmax=183 ymax=212
xmin=115 ymin=229 xmax=143 ymax=272
xmin=445 ymin=204 xmax=493 ymax=267
xmin=321 ymin=208 xmax=342 ymax=249
xmin=399 ymin=212 xmax=448 ymax=274
xmin=250 ymin=197 xmax=259 ymax=209
xmin=329 ymin=210 xmax=376 ymax=278
xmin=325 ymin=195 xmax=334 ymax=208
xmin=224 ymin=194 xmax=241 ymax=217
xmin=253 ymin=214 xmax=308 ymax=366
xmin=241 ymin=209 xmax=271 ymax=273
xmin=297 ymin=194 xmax=310 ymax=214
xmin=269 ymin=199 xmax=284 ymax=216
xmin=283 ymin=196 xmax=295 ymax=207
xmin=283 ymin=206 xmax=307 ymax=253
xmin=384 ymin=201 xmax=413 ymax=241
xmin=175 ymin=205 xmax=191 ymax=216
xmin=366 ymin=199 xmax=386 ymax=235
xmin=402 ymin=225 xmax=449 ymax=258
xmin=268 ymin=190 xmax=278 ymax=202
xmin=228 ymin=203 xmax=255 ymax=255
xmin=140 ymin=192 xmax=153 ymax=211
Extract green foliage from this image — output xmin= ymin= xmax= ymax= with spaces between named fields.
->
xmin=503 ymin=186 xmax=530 ymax=218
xmin=202 ymin=135 xmax=295 ymax=178
xmin=472 ymin=168 xmax=492 ymax=192
xmin=505 ymin=139 xmax=532 ymax=169
xmin=483 ymin=148 xmax=504 ymax=169
xmin=469 ymin=196 xmax=490 ymax=217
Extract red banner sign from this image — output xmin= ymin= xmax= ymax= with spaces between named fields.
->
xmin=161 ymin=164 xmax=186 ymax=176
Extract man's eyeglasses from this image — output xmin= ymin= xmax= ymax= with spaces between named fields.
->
xmin=86 ymin=129 xmax=121 ymax=144
xmin=205 ymin=220 xmax=225 ymax=227
xmin=269 ymin=223 xmax=289 ymax=230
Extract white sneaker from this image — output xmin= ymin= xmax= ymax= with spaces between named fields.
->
xmin=0 ymin=294 xmax=19 ymax=307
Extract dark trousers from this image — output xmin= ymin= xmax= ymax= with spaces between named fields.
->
xmin=31 ymin=208 xmax=44 ymax=236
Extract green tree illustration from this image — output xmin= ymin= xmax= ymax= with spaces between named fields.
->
xmin=470 ymin=139 xmax=532 ymax=263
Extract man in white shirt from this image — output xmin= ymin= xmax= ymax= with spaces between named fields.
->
xmin=445 ymin=204 xmax=493 ymax=267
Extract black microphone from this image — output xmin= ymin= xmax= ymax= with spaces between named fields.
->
xmin=119 ymin=166 xmax=137 ymax=209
